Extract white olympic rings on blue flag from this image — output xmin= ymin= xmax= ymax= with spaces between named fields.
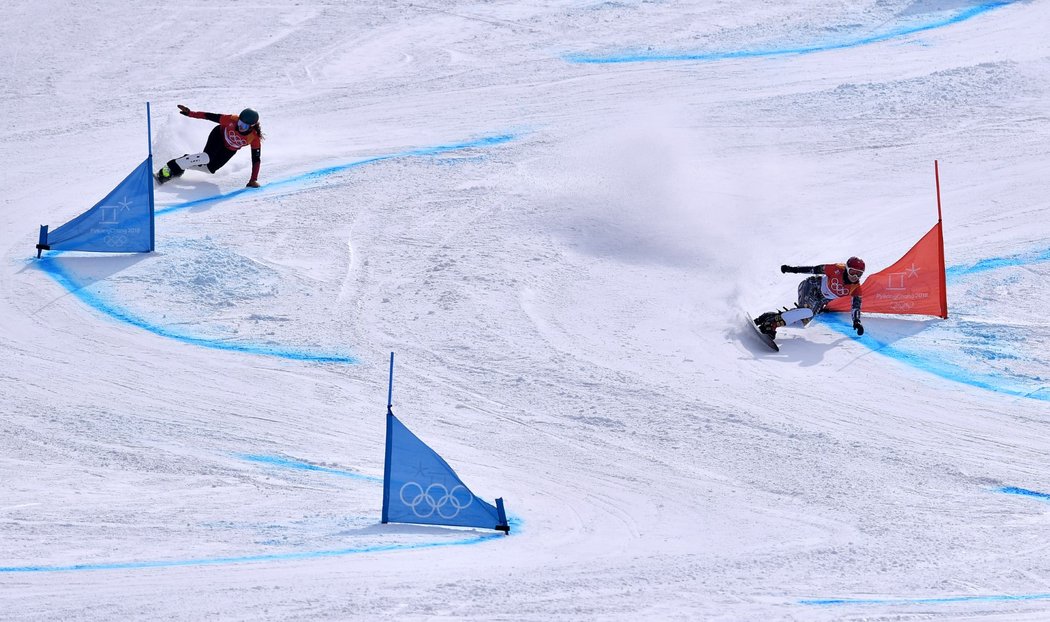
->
xmin=399 ymin=482 xmax=474 ymax=519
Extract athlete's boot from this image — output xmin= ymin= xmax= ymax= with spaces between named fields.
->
xmin=754 ymin=311 xmax=785 ymax=339
xmin=155 ymin=159 xmax=185 ymax=185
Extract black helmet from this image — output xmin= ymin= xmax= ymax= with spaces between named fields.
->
xmin=238 ymin=108 xmax=259 ymax=125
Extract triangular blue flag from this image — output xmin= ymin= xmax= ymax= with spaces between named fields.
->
xmin=382 ymin=412 xmax=508 ymax=532
xmin=42 ymin=157 xmax=154 ymax=253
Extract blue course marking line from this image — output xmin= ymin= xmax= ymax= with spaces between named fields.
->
xmin=565 ymin=2 xmax=1014 ymax=64
xmin=998 ymin=486 xmax=1050 ymax=501
xmin=0 ymin=452 xmax=518 ymax=574
xmin=156 ymin=133 xmax=517 ymax=215
xmin=801 ymin=593 xmax=1050 ymax=606
xmin=38 ymin=133 xmax=517 ymax=362
xmin=35 ymin=255 xmax=356 ymax=363
xmin=237 ymin=453 xmax=521 ymax=526
xmin=238 ymin=454 xmax=523 ymax=533
xmin=945 ymin=247 xmax=1050 ymax=284
xmin=0 ymin=533 xmax=503 ymax=573
xmin=824 ymin=313 xmax=1045 ymax=401
xmin=822 ymin=247 xmax=1050 ymax=401
xmin=238 ymin=454 xmax=382 ymax=483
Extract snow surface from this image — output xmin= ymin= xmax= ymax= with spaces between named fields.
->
xmin=3 ymin=0 xmax=1050 ymax=619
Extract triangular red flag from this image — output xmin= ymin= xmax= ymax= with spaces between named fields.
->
xmin=827 ymin=222 xmax=948 ymax=318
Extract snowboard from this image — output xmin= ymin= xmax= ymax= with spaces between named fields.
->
xmin=744 ymin=312 xmax=779 ymax=352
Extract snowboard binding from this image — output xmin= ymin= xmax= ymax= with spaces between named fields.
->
xmin=753 ymin=310 xmax=787 ymax=339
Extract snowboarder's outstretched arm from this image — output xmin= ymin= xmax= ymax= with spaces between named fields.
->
xmin=780 ymin=264 xmax=824 ymax=275
xmin=177 ymin=104 xmax=221 ymax=123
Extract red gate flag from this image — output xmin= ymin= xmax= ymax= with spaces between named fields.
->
xmin=827 ymin=221 xmax=948 ymax=318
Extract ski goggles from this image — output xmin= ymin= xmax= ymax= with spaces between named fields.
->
xmin=847 ymin=267 xmax=864 ymax=280
xmin=237 ymin=120 xmax=252 ymax=132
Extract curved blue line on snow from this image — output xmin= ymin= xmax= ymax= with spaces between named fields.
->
xmin=237 ymin=454 xmax=521 ymax=530
xmin=823 ymin=246 xmax=1050 ymax=401
xmin=945 ymin=247 xmax=1050 ymax=284
xmin=998 ymin=486 xmax=1050 ymax=501
xmin=238 ymin=454 xmax=382 ymax=483
xmin=237 ymin=453 xmax=522 ymax=535
xmin=40 ymin=133 xmax=516 ymax=362
xmin=825 ymin=314 xmax=1044 ymax=400
xmin=35 ymin=255 xmax=357 ymax=363
xmin=0 ymin=533 xmax=502 ymax=573
xmin=156 ymin=133 xmax=517 ymax=215
xmin=0 ymin=449 xmax=517 ymax=574
xmin=801 ymin=592 xmax=1050 ymax=606
xmin=566 ymin=2 xmax=1013 ymax=64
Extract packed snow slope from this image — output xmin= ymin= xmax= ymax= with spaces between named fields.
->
xmin=2 ymin=1 xmax=1050 ymax=619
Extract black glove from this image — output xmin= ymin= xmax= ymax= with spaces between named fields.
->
xmin=853 ymin=320 xmax=864 ymax=336
xmin=177 ymin=104 xmax=192 ymax=116
xmin=781 ymin=264 xmax=791 ymax=273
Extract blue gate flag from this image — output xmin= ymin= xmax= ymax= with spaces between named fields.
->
xmin=38 ymin=156 xmax=155 ymax=254
xmin=382 ymin=412 xmax=509 ymax=533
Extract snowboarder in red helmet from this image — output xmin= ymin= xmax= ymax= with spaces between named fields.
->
xmin=754 ymin=257 xmax=866 ymax=341
xmin=156 ymin=105 xmax=264 ymax=188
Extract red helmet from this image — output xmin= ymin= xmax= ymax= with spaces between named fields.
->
xmin=846 ymin=256 xmax=865 ymax=280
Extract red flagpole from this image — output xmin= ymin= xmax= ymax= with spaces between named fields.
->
xmin=935 ymin=160 xmax=943 ymax=223
xmin=934 ymin=160 xmax=948 ymax=318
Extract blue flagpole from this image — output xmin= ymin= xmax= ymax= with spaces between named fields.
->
xmin=146 ymin=102 xmax=155 ymax=251
xmin=381 ymin=352 xmax=395 ymax=523
xmin=146 ymin=101 xmax=152 ymax=157
xmin=387 ymin=352 xmax=394 ymax=412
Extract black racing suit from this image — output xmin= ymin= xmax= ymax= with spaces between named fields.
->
xmin=199 ymin=115 xmax=239 ymax=173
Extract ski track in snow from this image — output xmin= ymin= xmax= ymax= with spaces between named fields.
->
xmin=0 ymin=532 xmax=505 ymax=574
xmin=32 ymin=254 xmax=358 ymax=363
xmin=154 ymin=133 xmax=518 ymax=216
xmin=565 ymin=1 xmax=1016 ymax=64
xmin=802 ymin=592 xmax=1050 ymax=607
xmin=237 ymin=453 xmax=382 ymax=483
xmin=0 ymin=452 xmax=516 ymax=574
xmin=801 ymin=485 xmax=1050 ymax=606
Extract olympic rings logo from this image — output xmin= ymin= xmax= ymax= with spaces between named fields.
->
xmin=829 ymin=277 xmax=850 ymax=296
xmin=104 ymin=232 xmax=129 ymax=247
xmin=399 ymin=481 xmax=474 ymax=519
